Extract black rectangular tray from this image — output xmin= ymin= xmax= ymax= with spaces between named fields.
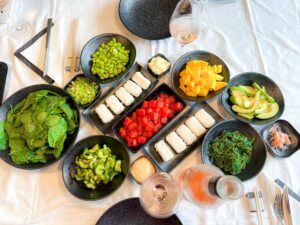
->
xmin=82 ymin=63 xmax=158 ymax=134
xmin=143 ymin=102 xmax=224 ymax=172
xmin=112 ymin=83 xmax=188 ymax=153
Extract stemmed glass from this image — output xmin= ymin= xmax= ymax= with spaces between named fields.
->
xmin=0 ymin=0 xmax=32 ymax=40
xmin=169 ymin=0 xmax=200 ymax=57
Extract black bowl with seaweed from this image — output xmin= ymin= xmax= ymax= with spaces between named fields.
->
xmin=201 ymin=120 xmax=266 ymax=181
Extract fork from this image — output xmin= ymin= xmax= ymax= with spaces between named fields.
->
xmin=274 ymin=193 xmax=285 ymax=225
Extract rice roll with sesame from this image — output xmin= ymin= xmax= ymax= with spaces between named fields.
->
xmin=166 ymin=132 xmax=187 ymax=153
xmin=115 ymin=87 xmax=134 ymax=106
xmin=105 ymin=95 xmax=125 ymax=115
xmin=185 ymin=116 xmax=206 ymax=137
xmin=195 ymin=109 xmax=215 ymax=128
xmin=123 ymin=80 xmax=142 ymax=97
xmin=154 ymin=140 xmax=174 ymax=162
xmin=176 ymin=124 xmax=197 ymax=145
xmin=95 ymin=104 xmax=114 ymax=124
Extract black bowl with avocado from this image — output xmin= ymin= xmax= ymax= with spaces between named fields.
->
xmin=221 ymin=73 xmax=284 ymax=126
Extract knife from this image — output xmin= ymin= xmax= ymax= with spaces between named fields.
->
xmin=283 ymin=185 xmax=293 ymax=225
xmin=0 ymin=62 xmax=8 ymax=106
xmin=43 ymin=0 xmax=57 ymax=77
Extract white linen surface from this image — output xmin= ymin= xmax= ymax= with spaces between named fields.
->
xmin=0 ymin=0 xmax=300 ymax=224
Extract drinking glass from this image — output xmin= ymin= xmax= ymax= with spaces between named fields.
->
xmin=169 ymin=0 xmax=200 ymax=54
xmin=139 ymin=172 xmax=180 ymax=218
xmin=0 ymin=0 xmax=32 ymax=40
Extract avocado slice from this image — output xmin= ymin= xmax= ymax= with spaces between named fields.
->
xmin=243 ymin=97 xmax=255 ymax=109
xmin=238 ymin=112 xmax=255 ymax=119
xmin=238 ymin=85 xmax=256 ymax=97
xmin=232 ymin=101 xmax=258 ymax=114
xmin=255 ymin=101 xmax=268 ymax=114
xmin=230 ymin=86 xmax=246 ymax=96
xmin=256 ymin=102 xmax=279 ymax=119
xmin=252 ymin=82 xmax=275 ymax=103
xmin=230 ymin=96 xmax=243 ymax=107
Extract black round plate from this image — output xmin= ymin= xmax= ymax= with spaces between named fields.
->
xmin=0 ymin=84 xmax=80 ymax=170
xmin=119 ymin=0 xmax=179 ymax=40
xmin=172 ymin=50 xmax=230 ymax=102
xmin=80 ymin=33 xmax=136 ymax=84
xmin=64 ymin=74 xmax=102 ymax=109
xmin=95 ymin=198 xmax=182 ymax=225
xmin=221 ymin=72 xmax=285 ymax=125
xmin=62 ymin=135 xmax=130 ymax=201
xmin=201 ymin=120 xmax=266 ymax=181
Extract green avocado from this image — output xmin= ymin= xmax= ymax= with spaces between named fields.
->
xmin=238 ymin=85 xmax=256 ymax=97
xmin=255 ymin=101 xmax=268 ymax=114
xmin=238 ymin=112 xmax=255 ymax=119
xmin=232 ymin=101 xmax=258 ymax=114
xmin=252 ymin=82 xmax=275 ymax=103
xmin=230 ymin=86 xmax=246 ymax=96
xmin=256 ymin=102 xmax=279 ymax=119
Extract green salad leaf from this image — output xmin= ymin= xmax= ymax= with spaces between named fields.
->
xmin=3 ymin=90 xmax=78 ymax=164
xmin=209 ymin=130 xmax=254 ymax=175
xmin=0 ymin=121 xmax=8 ymax=150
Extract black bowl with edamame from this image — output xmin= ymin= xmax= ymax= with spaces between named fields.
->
xmin=81 ymin=33 xmax=136 ymax=84
xmin=62 ymin=135 xmax=130 ymax=200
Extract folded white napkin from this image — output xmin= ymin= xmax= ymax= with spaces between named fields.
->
xmin=22 ymin=17 xmax=65 ymax=87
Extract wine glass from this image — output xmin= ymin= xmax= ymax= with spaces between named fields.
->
xmin=169 ymin=0 xmax=200 ymax=57
xmin=0 ymin=0 xmax=32 ymax=40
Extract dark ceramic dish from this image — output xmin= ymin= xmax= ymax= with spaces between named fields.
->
xmin=221 ymin=72 xmax=285 ymax=125
xmin=119 ymin=0 xmax=179 ymax=40
xmin=96 ymin=197 xmax=182 ymax=225
xmin=112 ymin=83 xmax=188 ymax=153
xmin=143 ymin=102 xmax=223 ymax=172
xmin=80 ymin=33 xmax=136 ymax=84
xmin=64 ymin=74 xmax=102 ymax=109
xmin=0 ymin=84 xmax=80 ymax=170
xmin=147 ymin=54 xmax=171 ymax=79
xmin=260 ymin=120 xmax=300 ymax=158
xmin=83 ymin=63 xmax=158 ymax=134
xmin=62 ymin=135 xmax=130 ymax=201
xmin=172 ymin=50 xmax=230 ymax=102
xmin=0 ymin=62 xmax=8 ymax=105
xmin=201 ymin=120 xmax=266 ymax=181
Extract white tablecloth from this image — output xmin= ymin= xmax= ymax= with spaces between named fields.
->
xmin=0 ymin=0 xmax=300 ymax=224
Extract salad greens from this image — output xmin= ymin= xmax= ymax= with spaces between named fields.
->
xmin=0 ymin=90 xmax=78 ymax=164
xmin=74 ymin=144 xmax=122 ymax=190
xmin=0 ymin=122 xmax=8 ymax=150
xmin=209 ymin=130 xmax=254 ymax=175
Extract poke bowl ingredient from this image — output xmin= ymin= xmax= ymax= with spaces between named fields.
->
xmin=115 ymin=87 xmax=134 ymax=106
xmin=132 ymin=72 xmax=151 ymax=90
xmin=166 ymin=132 xmax=187 ymax=154
xmin=105 ymin=95 xmax=125 ymax=115
xmin=130 ymin=156 xmax=156 ymax=184
xmin=118 ymin=93 xmax=184 ymax=148
xmin=229 ymin=82 xmax=279 ymax=120
xmin=179 ymin=60 xmax=227 ymax=97
xmin=91 ymin=38 xmax=130 ymax=80
xmin=209 ymin=130 xmax=254 ymax=175
xmin=185 ymin=116 xmax=206 ymax=138
xmin=0 ymin=90 xmax=78 ymax=164
xmin=176 ymin=124 xmax=197 ymax=145
xmin=195 ymin=109 xmax=215 ymax=128
xmin=74 ymin=144 xmax=122 ymax=190
xmin=67 ymin=76 xmax=99 ymax=105
xmin=148 ymin=55 xmax=171 ymax=75
xmin=268 ymin=123 xmax=292 ymax=150
xmin=154 ymin=140 xmax=175 ymax=162
xmin=95 ymin=104 xmax=114 ymax=124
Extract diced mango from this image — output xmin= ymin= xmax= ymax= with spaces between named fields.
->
xmin=215 ymin=74 xmax=224 ymax=81
xmin=198 ymin=88 xmax=209 ymax=96
xmin=187 ymin=60 xmax=208 ymax=68
xmin=213 ymin=82 xmax=227 ymax=91
xmin=217 ymin=65 xmax=222 ymax=73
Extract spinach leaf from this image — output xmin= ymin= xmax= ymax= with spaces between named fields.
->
xmin=0 ymin=121 xmax=8 ymax=150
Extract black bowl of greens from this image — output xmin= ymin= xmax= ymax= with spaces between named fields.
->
xmin=64 ymin=74 xmax=101 ymax=109
xmin=80 ymin=33 xmax=136 ymax=84
xmin=0 ymin=85 xmax=80 ymax=170
xmin=201 ymin=120 xmax=266 ymax=181
xmin=62 ymin=135 xmax=130 ymax=201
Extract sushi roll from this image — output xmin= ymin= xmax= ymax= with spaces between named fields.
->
xmin=123 ymin=80 xmax=143 ymax=97
xmin=176 ymin=124 xmax=197 ymax=145
xmin=154 ymin=140 xmax=174 ymax=162
xmin=195 ymin=109 xmax=215 ymax=128
xmin=132 ymin=71 xmax=151 ymax=90
xmin=105 ymin=95 xmax=125 ymax=115
xmin=95 ymin=104 xmax=114 ymax=124
xmin=185 ymin=116 xmax=206 ymax=137
xmin=166 ymin=132 xmax=187 ymax=153
xmin=115 ymin=87 xmax=134 ymax=106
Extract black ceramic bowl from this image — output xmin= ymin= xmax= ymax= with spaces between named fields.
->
xmin=0 ymin=84 xmax=80 ymax=170
xmin=172 ymin=50 xmax=230 ymax=102
xmin=201 ymin=120 xmax=266 ymax=181
xmin=64 ymin=74 xmax=102 ymax=109
xmin=147 ymin=54 xmax=171 ymax=79
xmin=80 ymin=33 xmax=136 ymax=84
xmin=221 ymin=72 xmax=285 ymax=125
xmin=260 ymin=120 xmax=300 ymax=158
xmin=62 ymin=135 xmax=130 ymax=201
